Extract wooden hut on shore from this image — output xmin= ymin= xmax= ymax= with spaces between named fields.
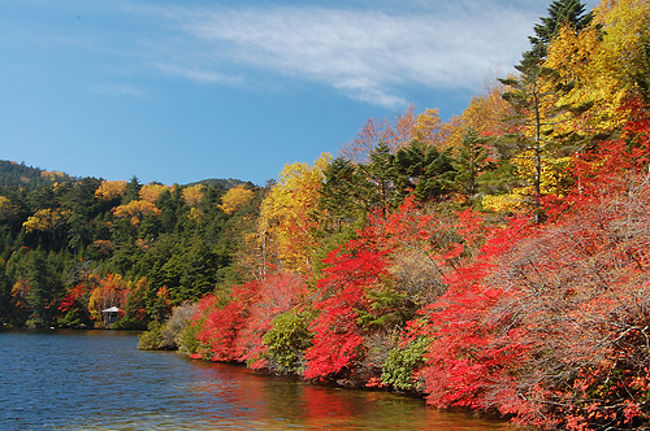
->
xmin=100 ymin=306 xmax=122 ymax=326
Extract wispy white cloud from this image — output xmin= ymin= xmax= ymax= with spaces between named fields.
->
xmin=91 ymin=83 xmax=145 ymax=97
xmin=153 ymin=63 xmax=243 ymax=85
xmin=131 ymin=2 xmax=541 ymax=107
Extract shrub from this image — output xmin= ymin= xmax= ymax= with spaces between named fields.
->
xmin=163 ymin=301 xmax=197 ymax=347
xmin=381 ymin=335 xmax=429 ymax=392
xmin=262 ymin=309 xmax=314 ymax=375
xmin=137 ymin=322 xmax=167 ymax=350
xmin=177 ymin=321 xmax=201 ymax=355
xmin=138 ymin=301 xmax=197 ymax=351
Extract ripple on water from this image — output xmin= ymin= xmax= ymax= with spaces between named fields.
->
xmin=0 ymin=330 xmax=510 ymax=431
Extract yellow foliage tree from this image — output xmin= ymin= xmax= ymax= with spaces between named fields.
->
xmin=594 ymin=0 xmax=650 ymax=93
xmin=258 ymin=153 xmax=331 ymax=275
xmin=482 ymin=152 xmax=572 ymax=213
xmin=23 ymin=208 xmax=72 ymax=233
xmin=11 ymin=279 xmax=30 ymax=310
xmin=487 ymin=0 xmax=650 ymax=218
xmin=112 ymin=200 xmax=161 ymax=226
xmin=187 ymin=207 xmax=205 ymax=222
xmin=0 ymin=196 xmax=18 ymax=223
xmin=218 ymin=185 xmax=255 ymax=214
xmin=413 ymin=107 xmax=454 ymax=149
xmin=139 ymin=183 xmax=169 ymax=203
xmin=542 ymin=0 xmax=650 ymax=140
xmin=95 ymin=180 xmax=127 ymax=200
xmin=182 ymin=184 xmax=205 ymax=208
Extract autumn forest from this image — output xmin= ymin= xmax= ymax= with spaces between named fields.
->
xmin=1 ymin=0 xmax=649 ymax=429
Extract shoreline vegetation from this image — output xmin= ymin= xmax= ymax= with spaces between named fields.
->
xmin=1 ymin=1 xmax=649 ymax=429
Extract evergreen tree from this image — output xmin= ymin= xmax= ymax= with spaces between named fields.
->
xmin=124 ymin=176 xmax=141 ymax=203
xmin=394 ymin=140 xmax=456 ymax=203
xmin=452 ymin=128 xmax=490 ymax=204
xmin=319 ymin=157 xmax=368 ymax=232
xmin=25 ymin=250 xmax=54 ymax=326
xmin=362 ymin=142 xmax=399 ymax=214
xmin=499 ymin=0 xmax=592 ymax=221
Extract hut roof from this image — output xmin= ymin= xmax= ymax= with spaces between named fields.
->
xmin=101 ymin=306 xmax=121 ymax=313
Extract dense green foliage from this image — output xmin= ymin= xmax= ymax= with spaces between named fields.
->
xmin=262 ymin=309 xmax=315 ymax=375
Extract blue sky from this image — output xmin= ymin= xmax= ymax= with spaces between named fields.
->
xmin=0 ymin=0 xmax=599 ymax=185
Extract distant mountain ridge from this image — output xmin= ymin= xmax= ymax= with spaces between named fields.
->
xmin=185 ymin=178 xmax=248 ymax=189
xmin=0 ymin=160 xmax=75 ymax=189
xmin=0 ymin=159 xmax=249 ymax=190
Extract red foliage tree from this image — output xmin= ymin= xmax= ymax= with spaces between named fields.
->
xmin=234 ymin=272 xmax=307 ymax=368
xmin=190 ymin=273 xmax=308 ymax=366
xmin=304 ymin=248 xmax=388 ymax=381
xmin=193 ymin=280 xmax=260 ymax=362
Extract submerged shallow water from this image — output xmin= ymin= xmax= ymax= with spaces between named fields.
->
xmin=0 ymin=330 xmax=508 ymax=430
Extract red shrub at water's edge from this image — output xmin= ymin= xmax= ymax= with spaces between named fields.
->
xmin=235 ymin=272 xmax=307 ymax=368
xmin=193 ymin=280 xmax=259 ymax=362
xmin=303 ymin=248 xmax=388 ymax=381
xmin=190 ymin=273 xmax=307 ymax=366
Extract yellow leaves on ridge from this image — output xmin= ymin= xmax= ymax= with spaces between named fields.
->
xmin=40 ymin=170 xmax=66 ymax=181
xmin=95 ymin=180 xmax=127 ymax=200
xmin=219 ymin=185 xmax=254 ymax=214
xmin=182 ymin=184 xmax=205 ymax=208
xmin=139 ymin=183 xmax=169 ymax=203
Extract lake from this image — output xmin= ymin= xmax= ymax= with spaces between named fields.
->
xmin=0 ymin=330 xmax=509 ymax=430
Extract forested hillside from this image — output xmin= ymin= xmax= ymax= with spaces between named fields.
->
xmin=0 ymin=167 xmax=262 ymax=329
xmin=2 ymin=0 xmax=649 ymax=429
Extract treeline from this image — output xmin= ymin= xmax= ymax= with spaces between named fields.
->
xmin=0 ymin=171 xmax=263 ymax=328
xmin=145 ymin=1 xmax=649 ymax=430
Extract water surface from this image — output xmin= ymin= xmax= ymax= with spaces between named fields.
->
xmin=0 ymin=330 xmax=508 ymax=430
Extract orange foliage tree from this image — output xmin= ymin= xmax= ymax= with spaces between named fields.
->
xmin=87 ymin=273 xmax=128 ymax=323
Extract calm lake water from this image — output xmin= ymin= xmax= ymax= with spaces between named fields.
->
xmin=0 ymin=330 xmax=509 ymax=430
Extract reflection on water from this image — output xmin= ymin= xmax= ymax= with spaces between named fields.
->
xmin=0 ymin=330 xmax=508 ymax=430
